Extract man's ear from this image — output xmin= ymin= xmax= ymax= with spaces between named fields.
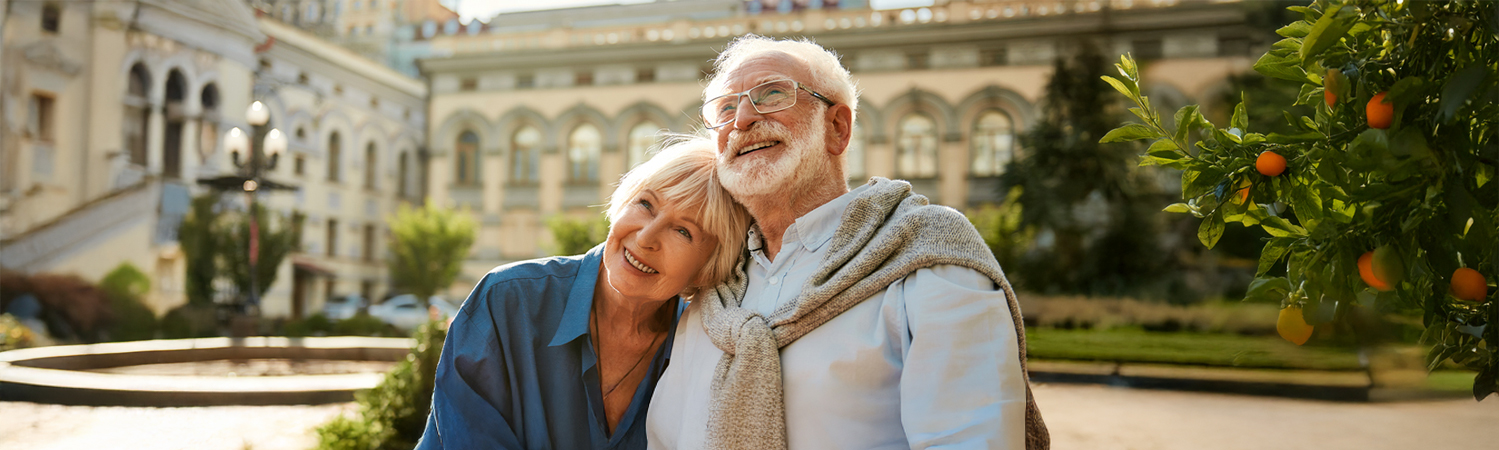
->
xmin=825 ymin=104 xmax=853 ymax=156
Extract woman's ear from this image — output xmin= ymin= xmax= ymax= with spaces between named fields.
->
xmin=826 ymin=104 xmax=853 ymax=156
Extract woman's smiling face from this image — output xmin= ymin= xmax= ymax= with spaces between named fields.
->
xmin=601 ymin=189 xmax=719 ymax=302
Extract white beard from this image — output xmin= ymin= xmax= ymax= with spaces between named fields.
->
xmin=717 ymin=115 xmax=830 ymax=199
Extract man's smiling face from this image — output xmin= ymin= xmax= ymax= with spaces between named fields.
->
xmin=712 ymin=52 xmax=831 ymax=199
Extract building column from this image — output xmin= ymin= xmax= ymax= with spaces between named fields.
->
xmin=146 ymin=106 xmax=165 ymax=176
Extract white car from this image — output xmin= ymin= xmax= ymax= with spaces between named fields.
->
xmin=322 ymin=294 xmax=368 ymax=321
xmin=369 ymin=294 xmax=458 ymax=331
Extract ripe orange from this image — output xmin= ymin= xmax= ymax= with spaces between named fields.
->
xmin=1451 ymin=268 xmax=1489 ymax=302
xmin=1367 ymin=92 xmax=1394 ymax=129
xmin=1257 ymin=151 xmax=1287 ymax=177
xmin=1277 ymin=306 xmax=1314 ymax=346
xmin=1236 ymin=186 xmax=1250 ymax=204
xmin=1358 ymin=251 xmax=1393 ymax=291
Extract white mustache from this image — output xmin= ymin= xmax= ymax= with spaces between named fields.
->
xmin=726 ymin=120 xmax=792 ymax=156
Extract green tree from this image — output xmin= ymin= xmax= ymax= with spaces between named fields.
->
xmin=220 ymin=203 xmax=304 ymax=303
xmin=966 ymin=187 xmax=1034 ymax=272
xmin=1000 ymin=40 xmax=1167 ymax=295
xmin=546 ymin=213 xmax=609 ymax=256
xmin=388 ymin=204 xmax=477 ymax=300
xmin=1103 ymin=0 xmax=1498 ymax=399
xmin=179 ymin=195 xmax=222 ymax=306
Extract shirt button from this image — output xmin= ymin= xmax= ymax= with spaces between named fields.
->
xmin=768 ymin=276 xmax=779 ymax=285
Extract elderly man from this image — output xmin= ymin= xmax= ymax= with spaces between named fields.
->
xmin=647 ymin=36 xmax=1047 ymax=450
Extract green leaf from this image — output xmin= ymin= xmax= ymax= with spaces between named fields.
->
xmin=1257 ymin=238 xmax=1295 ymax=277
xmin=1299 ymin=5 xmax=1358 ymax=62
xmin=1198 ymin=212 xmax=1226 ymax=249
xmin=1440 ymin=66 xmax=1487 ymax=123
xmin=1276 ymin=21 xmax=1312 ymax=38
xmin=1231 ymin=95 xmax=1248 ymax=131
xmin=1173 ymin=104 xmax=1202 ymax=143
xmin=1163 ymin=203 xmax=1191 ymax=214
xmin=1266 ymin=131 xmax=1323 ymax=143
xmin=1244 ymin=276 xmax=1293 ymax=303
xmin=1101 ymin=75 xmax=1137 ymax=100
xmin=1100 ymin=124 xmax=1160 ymax=143
xmin=1118 ymin=54 xmax=1139 ymax=81
xmin=1254 ymin=52 xmax=1309 ymax=82
xmin=1259 ymin=215 xmax=1307 ymax=237
xmin=1386 ymin=76 xmax=1428 ymax=107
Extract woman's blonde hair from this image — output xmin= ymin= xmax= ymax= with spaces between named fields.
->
xmin=605 ymin=133 xmax=751 ymax=293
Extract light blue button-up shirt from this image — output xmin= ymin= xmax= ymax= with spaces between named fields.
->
xmin=417 ymin=245 xmax=678 ymax=450
xmin=648 ymin=185 xmax=1027 ymax=450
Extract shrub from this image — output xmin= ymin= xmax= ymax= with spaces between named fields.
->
xmin=1 ymin=314 xmax=36 ymax=351
xmin=285 ymin=313 xmax=335 ymax=337
xmin=100 ymin=263 xmax=158 ymax=341
xmin=335 ymin=314 xmax=395 ymax=337
xmin=546 ymin=213 xmax=608 ymax=257
xmin=316 ymin=321 xmax=446 ymax=450
xmin=1018 ymin=294 xmax=1283 ymax=336
xmin=161 ymin=304 xmax=218 ymax=339
xmin=0 ymin=270 xmax=113 ymax=342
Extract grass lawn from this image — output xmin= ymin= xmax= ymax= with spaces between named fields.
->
xmin=1025 ymin=328 xmax=1365 ymax=371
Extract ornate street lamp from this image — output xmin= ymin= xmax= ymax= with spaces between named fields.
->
xmin=199 ymin=100 xmax=296 ymax=315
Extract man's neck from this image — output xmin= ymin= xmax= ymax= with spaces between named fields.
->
xmin=739 ymin=179 xmax=847 ymax=261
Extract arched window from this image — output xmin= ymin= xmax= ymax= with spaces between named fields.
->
xmin=364 ymin=142 xmax=378 ymax=189
xmin=198 ymin=84 xmax=219 ymax=160
xmin=397 ymin=151 xmax=410 ymax=197
xmin=327 ymin=132 xmax=342 ymax=182
xmin=163 ymin=70 xmax=187 ymax=179
xmin=845 ymin=127 xmax=866 ymax=180
xmin=124 ymin=63 xmax=151 ymax=166
xmin=567 ymin=123 xmax=601 ymax=182
xmin=627 ymin=121 xmax=659 ymax=169
xmin=971 ymin=110 xmax=1015 ymax=177
xmin=455 ymin=131 xmax=479 ymax=185
xmin=896 ymin=113 xmax=938 ymax=178
xmin=511 ymin=126 xmax=541 ymax=184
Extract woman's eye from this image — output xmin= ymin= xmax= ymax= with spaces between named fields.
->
xmin=676 ymin=228 xmax=692 ymax=240
xmin=638 ymin=199 xmax=652 ymax=211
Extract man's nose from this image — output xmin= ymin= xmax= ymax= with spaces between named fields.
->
xmin=732 ymin=96 xmax=763 ymax=131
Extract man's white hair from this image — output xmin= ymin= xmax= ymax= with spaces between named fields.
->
xmin=706 ymin=35 xmax=859 ymax=124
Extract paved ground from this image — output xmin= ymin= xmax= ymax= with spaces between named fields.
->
xmin=2 ymin=383 xmax=1496 ymax=450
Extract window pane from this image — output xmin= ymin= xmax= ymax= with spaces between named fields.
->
xmin=627 ymin=122 xmax=659 ymax=169
xmin=971 ymin=110 xmax=1014 ymax=176
xmin=456 ymin=131 xmax=478 ymax=185
xmin=328 ymin=133 xmax=341 ymax=182
xmin=568 ymin=124 xmax=601 ymax=182
xmin=511 ymin=126 xmax=540 ymax=183
xmin=896 ymin=114 xmax=937 ymax=178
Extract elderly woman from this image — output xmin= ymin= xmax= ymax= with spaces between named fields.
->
xmin=415 ymin=135 xmax=751 ymax=449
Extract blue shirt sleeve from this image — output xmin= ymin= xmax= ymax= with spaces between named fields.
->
xmin=417 ymin=279 xmax=525 ymax=450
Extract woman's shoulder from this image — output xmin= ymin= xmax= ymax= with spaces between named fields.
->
xmin=462 ymin=253 xmax=593 ymax=318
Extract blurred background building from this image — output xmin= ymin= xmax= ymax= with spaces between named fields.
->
xmin=2 ymin=0 xmax=1267 ymax=318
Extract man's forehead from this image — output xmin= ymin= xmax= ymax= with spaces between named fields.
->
xmin=718 ymin=52 xmax=811 ymax=92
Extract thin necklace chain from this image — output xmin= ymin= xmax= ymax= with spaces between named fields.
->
xmin=591 ymin=307 xmax=664 ymax=399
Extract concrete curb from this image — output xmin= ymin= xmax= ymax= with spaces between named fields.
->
xmin=1028 ymin=360 xmax=1470 ymax=402
xmin=0 ymin=337 xmax=413 ymax=407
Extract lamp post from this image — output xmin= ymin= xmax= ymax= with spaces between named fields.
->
xmin=203 ymin=100 xmax=290 ymax=315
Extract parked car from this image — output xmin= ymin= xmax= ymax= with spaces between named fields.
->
xmin=322 ymin=294 xmax=368 ymax=321
xmin=369 ymin=294 xmax=458 ymax=331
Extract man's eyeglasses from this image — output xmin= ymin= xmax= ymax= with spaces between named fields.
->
xmin=702 ymin=79 xmax=836 ymax=129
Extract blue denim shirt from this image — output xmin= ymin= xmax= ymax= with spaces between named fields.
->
xmin=416 ymin=245 xmax=679 ymax=450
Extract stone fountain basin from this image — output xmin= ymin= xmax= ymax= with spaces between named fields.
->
xmin=0 ymin=336 xmax=412 ymax=406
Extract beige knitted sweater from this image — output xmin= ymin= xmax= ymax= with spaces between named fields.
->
xmin=697 ymin=177 xmax=1048 ymax=450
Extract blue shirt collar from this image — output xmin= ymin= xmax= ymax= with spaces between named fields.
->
xmin=548 ymin=244 xmax=605 ymax=347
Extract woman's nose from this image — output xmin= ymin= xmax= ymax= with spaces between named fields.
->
xmin=636 ymin=220 xmax=663 ymax=250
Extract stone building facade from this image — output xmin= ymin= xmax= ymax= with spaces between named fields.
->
xmin=418 ymin=0 xmax=1263 ymax=289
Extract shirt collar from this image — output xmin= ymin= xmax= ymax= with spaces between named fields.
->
xmin=788 ymin=185 xmax=862 ymax=252
xmin=548 ymin=243 xmax=605 ymax=347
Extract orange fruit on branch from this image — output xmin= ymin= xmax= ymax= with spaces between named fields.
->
xmin=1451 ymin=268 xmax=1489 ymax=302
xmin=1277 ymin=306 xmax=1314 ymax=346
xmin=1324 ymin=68 xmax=1340 ymax=108
xmin=1367 ymin=92 xmax=1394 ymax=129
xmin=1359 ymin=251 xmax=1393 ymax=291
xmin=1257 ymin=151 xmax=1287 ymax=177
xmin=1372 ymin=245 xmax=1405 ymax=287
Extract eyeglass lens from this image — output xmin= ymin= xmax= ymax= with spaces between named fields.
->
xmin=704 ymin=80 xmax=798 ymax=128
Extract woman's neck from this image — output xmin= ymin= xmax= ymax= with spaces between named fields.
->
xmin=592 ymin=270 xmax=674 ymax=337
